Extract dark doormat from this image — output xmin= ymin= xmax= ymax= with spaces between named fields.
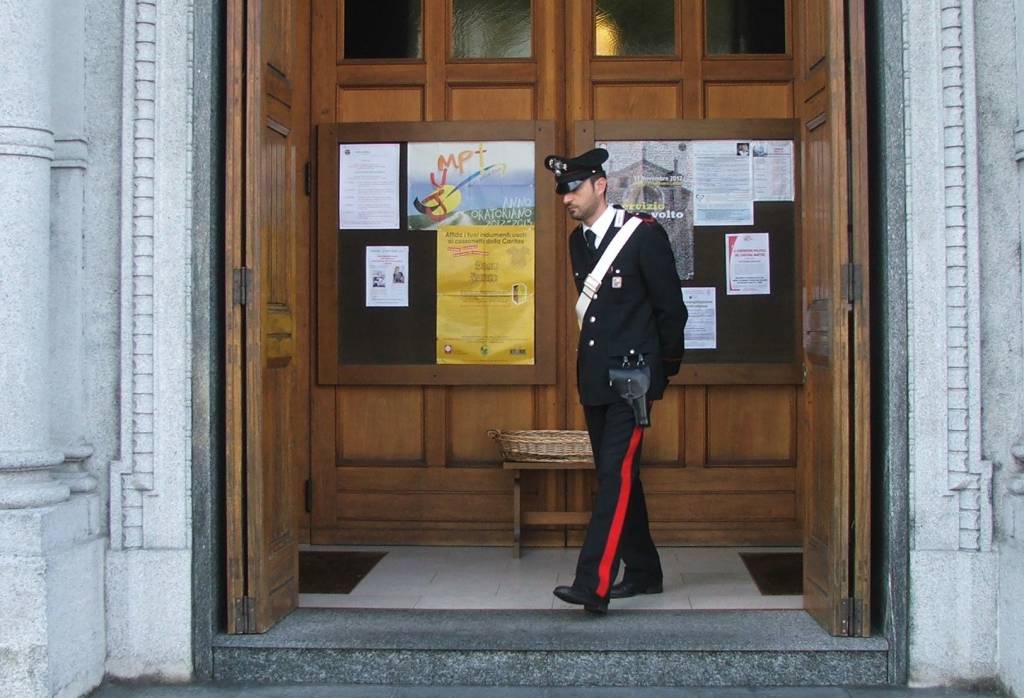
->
xmin=298 ymin=551 xmax=386 ymax=594
xmin=739 ymin=552 xmax=803 ymax=596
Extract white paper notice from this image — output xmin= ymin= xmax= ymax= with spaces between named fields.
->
xmin=339 ymin=143 xmax=400 ymax=229
xmin=682 ymin=287 xmax=717 ymax=349
xmin=694 ymin=140 xmax=754 ymax=226
xmin=694 ymin=199 xmax=754 ymax=226
xmin=366 ymin=246 xmax=409 ymax=307
xmin=725 ymin=233 xmax=771 ymax=295
xmin=752 ymin=141 xmax=794 ymax=201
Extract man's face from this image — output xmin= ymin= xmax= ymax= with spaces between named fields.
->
xmin=561 ymin=176 xmax=606 ymax=223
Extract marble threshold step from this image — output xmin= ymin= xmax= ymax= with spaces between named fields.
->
xmin=212 ymin=608 xmax=890 ymax=687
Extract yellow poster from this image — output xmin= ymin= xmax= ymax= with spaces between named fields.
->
xmin=436 ymin=225 xmax=535 ymax=365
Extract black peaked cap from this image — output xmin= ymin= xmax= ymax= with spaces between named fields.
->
xmin=544 ymin=148 xmax=609 ymax=194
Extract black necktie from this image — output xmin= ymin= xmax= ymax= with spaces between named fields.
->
xmin=585 ymin=229 xmax=597 ymax=256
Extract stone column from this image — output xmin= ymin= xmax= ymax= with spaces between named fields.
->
xmin=0 ymin=0 xmax=67 ymax=508
xmin=49 ymin=0 xmax=96 ymax=492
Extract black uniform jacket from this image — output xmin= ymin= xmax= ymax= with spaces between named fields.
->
xmin=570 ymin=207 xmax=688 ymax=406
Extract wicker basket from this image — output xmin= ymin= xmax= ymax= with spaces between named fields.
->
xmin=487 ymin=429 xmax=593 ymax=463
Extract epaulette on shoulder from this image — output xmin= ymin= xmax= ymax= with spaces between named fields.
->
xmin=633 ymin=212 xmax=657 ymax=224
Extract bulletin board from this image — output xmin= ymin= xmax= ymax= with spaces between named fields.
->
xmin=577 ymin=119 xmax=802 ymax=385
xmin=316 ymin=121 xmax=558 ymax=385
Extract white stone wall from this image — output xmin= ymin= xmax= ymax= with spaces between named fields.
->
xmin=0 ymin=0 xmax=109 ymax=694
xmin=903 ymin=0 xmax=1000 ymax=685
xmin=905 ymin=0 xmax=1024 ymax=692
xmin=104 ymin=0 xmax=194 ymax=680
xmin=84 ymin=0 xmax=126 ymax=542
xmin=2 ymin=0 xmax=196 ymax=691
xmin=996 ymin=0 xmax=1024 ymax=693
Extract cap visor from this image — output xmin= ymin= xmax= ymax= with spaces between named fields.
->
xmin=556 ymin=179 xmax=585 ymax=195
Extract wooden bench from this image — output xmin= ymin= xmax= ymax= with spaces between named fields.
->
xmin=502 ymin=460 xmax=593 ymax=558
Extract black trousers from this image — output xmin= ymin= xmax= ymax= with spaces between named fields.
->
xmin=573 ymin=400 xmax=662 ymax=598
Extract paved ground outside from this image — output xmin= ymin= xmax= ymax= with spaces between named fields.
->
xmin=91 ymin=683 xmax=1002 ymax=697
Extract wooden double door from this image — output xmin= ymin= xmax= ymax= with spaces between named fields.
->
xmin=227 ymin=0 xmax=870 ymax=637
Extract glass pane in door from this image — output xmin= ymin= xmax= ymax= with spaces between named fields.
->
xmin=345 ymin=0 xmax=423 ymax=59
xmin=707 ymin=0 xmax=786 ymax=55
xmin=595 ymin=0 xmax=676 ymax=57
xmin=453 ymin=0 xmax=532 ymax=58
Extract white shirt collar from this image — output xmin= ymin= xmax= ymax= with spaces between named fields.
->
xmin=584 ymin=204 xmax=617 ymax=247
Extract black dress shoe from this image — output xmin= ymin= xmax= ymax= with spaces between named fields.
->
xmin=552 ymin=585 xmax=609 ymax=614
xmin=609 ymin=579 xmax=663 ymax=599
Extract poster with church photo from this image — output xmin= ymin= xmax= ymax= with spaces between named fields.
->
xmin=597 ymin=140 xmax=695 ymax=280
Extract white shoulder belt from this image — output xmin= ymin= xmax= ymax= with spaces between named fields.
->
xmin=574 ymin=215 xmax=643 ymax=328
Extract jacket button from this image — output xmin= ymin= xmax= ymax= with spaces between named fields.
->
xmin=589 ymin=316 xmax=596 ymax=323
xmin=588 ymin=339 xmax=595 ymax=347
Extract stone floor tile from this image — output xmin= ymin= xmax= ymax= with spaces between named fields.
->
xmin=297 ymin=545 xmax=807 ymax=611
xmin=298 ymin=593 xmax=423 ymax=609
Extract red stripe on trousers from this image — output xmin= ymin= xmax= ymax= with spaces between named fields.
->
xmin=595 ymin=425 xmax=644 ymax=598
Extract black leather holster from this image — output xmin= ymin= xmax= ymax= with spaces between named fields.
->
xmin=608 ymin=354 xmax=651 ymax=427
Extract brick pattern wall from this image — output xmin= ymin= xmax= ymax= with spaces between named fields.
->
xmin=112 ymin=0 xmax=195 ymax=550
xmin=939 ymin=0 xmax=993 ymax=552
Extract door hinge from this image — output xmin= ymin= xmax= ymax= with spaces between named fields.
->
xmin=233 ymin=596 xmax=255 ymax=633
xmin=304 ymin=479 xmax=312 ymax=513
xmin=841 ymin=262 xmax=862 ymax=304
xmin=233 ymin=267 xmax=251 ymax=306
xmin=304 ymin=161 xmax=312 ymax=196
xmin=839 ymin=597 xmax=865 ymax=636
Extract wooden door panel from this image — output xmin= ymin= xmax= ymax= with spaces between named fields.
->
xmin=337 ymin=87 xmax=425 ymax=122
xmin=796 ymin=0 xmax=871 ymax=636
xmin=803 ymin=115 xmax=832 ymax=362
xmin=562 ymin=1 xmax=808 ymax=549
xmin=449 ymin=86 xmax=535 ymax=120
xmin=310 ymin=0 xmax=562 ymax=545
xmin=338 ymin=387 xmax=425 ymax=462
xmin=645 ymin=465 xmax=795 ymax=491
xmin=263 ymin=105 xmax=291 ymax=297
xmin=644 ymin=388 xmax=682 ymax=464
xmin=264 ymin=0 xmax=293 ymax=77
xmin=448 ymin=387 xmax=535 ymax=463
xmin=305 ymin=0 xmax=866 ymax=560
xmin=645 ymin=480 xmax=798 ymax=543
xmin=648 ymin=524 xmax=798 ymax=545
xmin=265 ymin=306 xmax=296 ymax=361
xmin=338 ymin=490 xmax=512 ymax=524
xmin=705 ymin=83 xmax=794 ymax=118
xmin=682 ymin=386 xmax=708 ymax=466
xmin=328 ymin=466 xmax=514 ymax=544
xmin=802 ymin=107 xmax=831 ymax=293
xmin=264 ymin=367 xmax=293 ymax=542
xmin=648 ymin=492 xmax=796 ymax=523
xmin=569 ymin=465 xmax=800 ymax=546
xmin=593 ymin=83 xmax=682 ymax=120
xmin=247 ymin=4 xmax=307 ymax=633
xmin=706 ymin=386 xmax=796 ymax=464
xmin=802 ymin=0 xmax=828 ymax=69
xmin=800 ymin=67 xmax=829 ymax=106
xmin=808 ymin=382 xmax=836 ymax=522
xmin=226 ymin=0 xmax=310 ymax=634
